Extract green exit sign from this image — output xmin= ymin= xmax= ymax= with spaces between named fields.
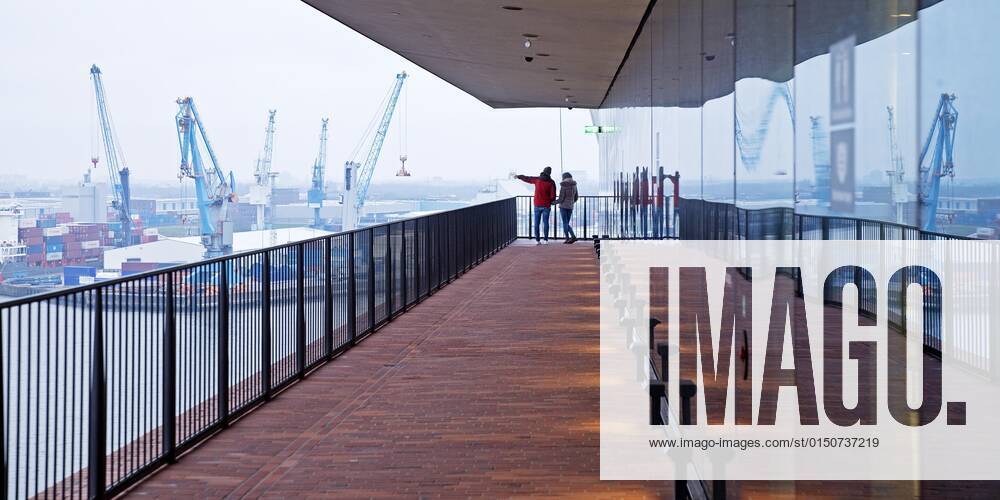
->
xmin=585 ymin=125 xmax=619 ymax=134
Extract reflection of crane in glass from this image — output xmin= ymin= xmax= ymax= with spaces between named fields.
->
xmin=919 ymin=93 xmax=958 ymax=232
xmin=249 ymin=110 xmax=278 ymax=230
xmin=308 ymin=118 xmax=329 ymax=229
xmin=735 ymin=82 xmax=794 ymax=173
xmin=90 ymin=64 xmax=134 ymax=247
xmin=885 ymin=106 xmax=908 ymax=223
xmin=809 ymin=116 xmax=831 ymax=205
xmin=175 ymin=97 xmax=238 ymax=258
xmin=343 ymin=72 xmax=407 ymax=230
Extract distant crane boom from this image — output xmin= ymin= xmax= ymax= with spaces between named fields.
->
xmin=90 ymin=64 xmax=134 ymax=246
xmin=175 ymin=97 xmax=237 ymax=257
xmin=308 ymin=118 xmax=330 ymax=228
xmin=918 ymin=93 xmax=958 ymax=232
xmin=344 ymin=71 xmax=408 ymax=230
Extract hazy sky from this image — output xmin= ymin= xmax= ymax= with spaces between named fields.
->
xmin=1 ymin=0 xmax=598 ymax=188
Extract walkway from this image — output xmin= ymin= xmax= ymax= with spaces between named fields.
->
xmin=127 ymin=242 xmax=672 ymax=498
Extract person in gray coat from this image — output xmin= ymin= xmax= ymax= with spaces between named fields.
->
xmin=555 ymin=172 xmax=579 ymax=243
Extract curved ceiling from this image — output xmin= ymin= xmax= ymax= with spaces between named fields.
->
xmin=304 ymin=0 xmax=945 ymax=109
xmin=302 ymin=0 xmax=650 ymax=109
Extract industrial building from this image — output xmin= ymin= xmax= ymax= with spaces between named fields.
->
xmin=102 ymin=226 xmax=332 ymax=270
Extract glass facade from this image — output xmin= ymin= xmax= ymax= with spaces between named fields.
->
xmin=593 ymin=0 xmax=999 ymax=237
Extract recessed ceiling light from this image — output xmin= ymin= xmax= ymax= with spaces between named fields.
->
xmin=536 ymin=53 xmax=550 ymax=57
xmin=502 ymin=5 xmax=523 ymax=10
xmin=522 ymin=33 xmax=539 ymax=38
xmin=391 ymin=11 xmax=400 ymax=16
xmin=553 ymin=78 xmax=565 ymax=82
xmin=546 ymin=67 xmax=558 ymax=71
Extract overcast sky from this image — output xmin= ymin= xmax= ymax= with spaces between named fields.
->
xmin=1 ymin=0 xmax=598 ymax=188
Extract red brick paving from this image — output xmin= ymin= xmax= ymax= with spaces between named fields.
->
xmin=126 ymin=242 xmax=671 ymax=498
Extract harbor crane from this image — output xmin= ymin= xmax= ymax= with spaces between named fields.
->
xmin=90 ymin=64 xmax=134 ymax=246
xmin=308 ymin=118 xmax=330 ymax=229
xmin=343 ymin=71 xmax=408 ymax=230
xmin=918 ymin=93 xmax=958 ymax=232
xmin=249 ymin=110 xmax=278 ymax=229
xmin=175 ymin=97 xmax=238 ymax=258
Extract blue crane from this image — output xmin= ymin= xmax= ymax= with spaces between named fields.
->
xmin=175 ymin=97 xmax=238 ymax=258
xmin=736 ymin=82 xmax=794 ymax=173
xmin=343 ymin=71 xmax=408 ymax=230
xmin=308 ymin=118 xmax=330 ymax=229
xmin=918 ymin=93 xmax=958 ymax=232
xmin=90 ymin=64 xmax=134 ymax=246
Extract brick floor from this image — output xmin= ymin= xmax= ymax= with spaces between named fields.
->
xmin=126 ymin=241 xmax=671 ymax=498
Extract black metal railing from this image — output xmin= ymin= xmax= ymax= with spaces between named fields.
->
xmin=678 ymin=198 xmax=998 ymax=373
xmin=515 ymin=195 xmax=676 ymax=241
xmin=0 ymin=198 xmax=516 ymax=499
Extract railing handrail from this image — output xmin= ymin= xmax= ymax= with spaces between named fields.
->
xmin=680 ymin=196 xmax=975 ymax=241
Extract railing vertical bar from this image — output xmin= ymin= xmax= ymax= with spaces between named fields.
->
xmin=296 ymin=243 xmax=306 ymax=379
xmin=218 ymin=262 xmax=230 ymax=426
xmin=347 ymin=232 xmax=357 ymax=344
xmin=324 ymin=237 xmax=334 ymax=359
xmin=386 ymin=224 xmax=394 ymax=319
xmin=261 ymin=251 xmax=272 ymax=399
xmin=368 ymin=229 xmax=376 ymax=331
xmin=88 ymin=288 xmax=107 ymax=499
xmin=401 ymin=222 xmax=408 ymax=309
xmin=162 ymin=274 xmax=176 ymax=465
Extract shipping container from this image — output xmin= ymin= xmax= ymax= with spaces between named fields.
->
xmin=81 ymin=240 xmax=101 ymax=250
xmin=18 ymin=218 xmax=37 ymax=228
xmin=45 ymin=243 xmax=64 ymax=253
xmin=63 ymin=265 xmax=97 ymax=286
xmin=46 ymin=252 xmax=63 ymax=261
xmin=24 ymin=236 xmax=43 ymax=246
xmin=44 ymin=235 xmax=63 ymax=245
xmin=27 ymin=244 xmax=43 ymax=254
xmin=19 ymin=227 xmax=43 ymax=238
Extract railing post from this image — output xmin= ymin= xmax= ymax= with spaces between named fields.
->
xmin=163 ymin=274 xmax=177 ymax=463
xmin=347 ymin=232 xmax=357 ymax=345
xmin=296 ymin=244 xmax=306 ymax=378
xmin=218 ymin=261 xmax=230 ymax=426
xmin=657 ymin=342 xmax=670 ymax=384
xmin=261 ymin=251 xmax=272 ymax=398
xmin=88 ymin=288 xmax=107 ymax=500
xmin=400 ymin=222 xmax=408 ymax=309
xmin=386 ymin=225 xmax=394 ymax=318
xmin=0 ymin=305 xmax=5 ymax=500
xmin=414 ymin=219 xmax=422 ymax=302
xmin=368 ymin=229 xmax=376 ymax=329
xmin=649 ymin=381 xmax=665 ymax=425
xmin=324 ymin=238 xmax=334 ymax=359
xmin=821 ymin=217 xmax=830 ymax=240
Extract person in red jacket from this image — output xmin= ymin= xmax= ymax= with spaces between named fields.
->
xmin=516 ymin=167 xmax=557 ymax=244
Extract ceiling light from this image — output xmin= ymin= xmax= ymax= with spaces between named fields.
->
xmin=536 ymin=53 xmax=550 ymax=57
xmin=546 ymin=67 xmax=558 ymax=71
xmin=553 ymin=78 xmax=565 ymax=82
xmin=560 ymin=87 xmax=570 ymax=91
xmin=502 ymin=5 xmax=523 ymax=10
xmin=522 ymin=33 xmax=539 ymax=38
xmin=523 ymin=39 xmax=532 ymax=49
